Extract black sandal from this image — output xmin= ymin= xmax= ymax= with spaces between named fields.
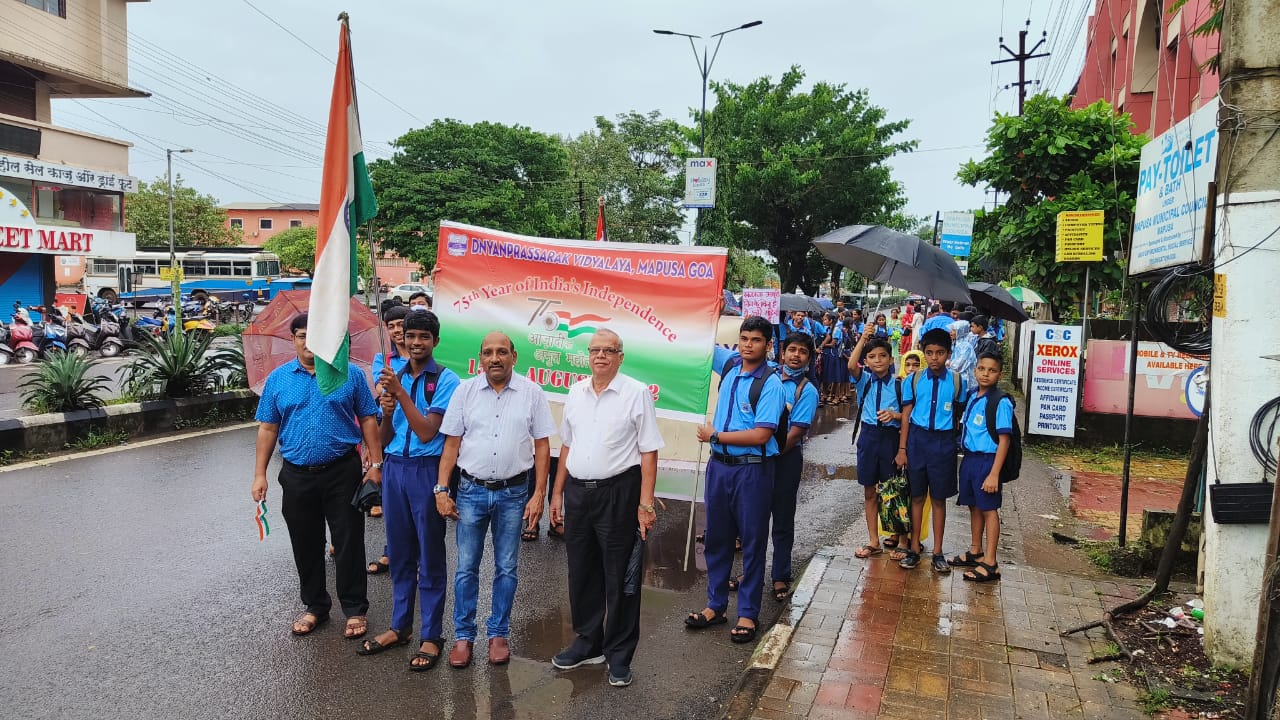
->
xmin=963 ymin=562 xmax=1002 ymax=583
xmin=409 ymin=637 xmax=444 ymax=671
xmin=882 ymin=537 xmax=899 ymax=550
xmin=367 ymin=558 xmax=389 ymax=575
xmin=684 ymin=609 xmax=727 ymax=629
xmin=730 ymin=622 xmax=758 ymax=644
xmin=521 ymin=528 xmax=539 ymax=542
xmin=772 ymin=581 xmax=792 ymax=602
xmin=948 ymin=550 xmax=984 ymax=568
xmin=727 ymin=576 xmax=742 ymax=592
xmin=357 ymin=628 xmax=410 ymax=655
xmin=548 ymin=522 xmax=565 ymax=539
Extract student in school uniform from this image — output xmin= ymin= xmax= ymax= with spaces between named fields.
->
xmin=846 ymin=325 xmax=906 ymax=560
xmin=948 ymin=352 xmax=1012 ymax=583
xmin=686 ymin=316 xmax=786 ymax=645
xmin=895 ymin=328 xmax=969 ymax=573
xmin=366 ymin=304 xmax=412 ymax=571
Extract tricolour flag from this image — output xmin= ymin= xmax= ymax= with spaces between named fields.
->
xmin=308 ymin=15 xmax=378 ymax=395
xmin=595 ymin=195 xmax=608 ymax=242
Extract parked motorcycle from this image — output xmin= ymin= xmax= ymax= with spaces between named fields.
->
xmin=34 ymin=312 xmax=68 ymax=357
xmin=8 ymin=313 xmax=41 ymax=363
xmin=0 ymin=320 xmax=13 ymax=365
xmin=68 ymin=313 xmax=124 ymax=358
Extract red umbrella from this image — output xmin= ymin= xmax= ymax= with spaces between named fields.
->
xmin=243 ymin=290 xmax=383 ymax=394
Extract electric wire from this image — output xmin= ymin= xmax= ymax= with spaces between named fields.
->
xmin=1143 ymin=265 xmax=1211 ymax=358
xmin=1249 ymin=396 xmax=1280 ymax=478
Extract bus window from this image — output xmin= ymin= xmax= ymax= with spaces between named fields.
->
xmin=90 ymin=258 xmax=117 ymax=275
xmin=207 ymin=260 xmax=233 ymax=276
xmin=182 ymin=259 xmax=206 ymax=276
xmin=232 ymin=261 xmax=252 ymax=276
xmin=256 ymin=260 xmax=281 ymax=276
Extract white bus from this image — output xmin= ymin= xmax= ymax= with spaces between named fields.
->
xmin=84 ymin=248 xmax=283 ymax=302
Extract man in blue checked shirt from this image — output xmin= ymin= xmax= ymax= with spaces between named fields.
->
xmin=685 ymin=316 xmax=786 ymax=646
xmin=846 ymin=324 xmax=907 ymax=561
xmin=252 ymin=313 xmax=383 ymax=640
xmin=356 ymin=310 xmax=459 ymax=670
xmin=896 ymin=328 xmax=969 ymax=573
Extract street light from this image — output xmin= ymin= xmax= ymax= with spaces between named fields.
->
xmin=653 ymin=20 xmax=762 ymax=244
xmin=166 ymin=147 xmax=192 ymax=334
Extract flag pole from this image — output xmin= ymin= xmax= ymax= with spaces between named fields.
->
xmin=339 ymin=12 xmax=388 ymax=360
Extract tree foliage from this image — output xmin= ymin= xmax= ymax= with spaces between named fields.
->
xmin=562 ymin=111 xmax=686 ymax=244
xmin=124 ymin=176 xmax=242 ymax=248
xmin=725 ymin=248 xmax=776 ymax=292
xmin=263 ymin=225 xmax=373 ymax=280
xmin=368 ymin=120 xmax=577 ymax=270
xmin=697 ymin=66 xmax=915 ymax=294
xmin=958 ymin=95 xmax=1146 ymax=314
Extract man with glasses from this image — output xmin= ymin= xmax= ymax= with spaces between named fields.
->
xmin=436 ymin=331 xmax=555 ymax=668
xmin=548 ymin=329 xmax=663 ymax=688
xmin=251 ymin=313 xmax=383 ymax=639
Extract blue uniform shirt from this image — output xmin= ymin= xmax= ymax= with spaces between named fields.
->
xmin=854 ymin=370 xmax=903 ymax=427
xmin=902 ymin=368 xmax=968 ymax=431
xmin=387 ymin=359 xmax=460 ymax=458
xmin=780 ymin=367 xmax=819 ymax=446
xmin=255 ymin=360 xmax=378 ymax=465
xmin=961 ymin=390 xmax=1014 ymax=454
xmin=920 ymin=314 xmax=953 ymax=337
xmin=372 ymin=349 xmax=408 ymax=378
xmin=711 ymin=345 xmax=787 ymax=457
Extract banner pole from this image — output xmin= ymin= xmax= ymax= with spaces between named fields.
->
xmin=683 ymin=442 xmax=705 ymax=572
xmin=366 ymin=219 xmax=388 ymax=358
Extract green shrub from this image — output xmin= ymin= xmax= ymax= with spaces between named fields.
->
xmin=120 ymin=331 xmax=237 ymax=400
xmin=20 ymin=352 xmax=112 ymax=413
xmin=213 ymin=323 xmax=246 ymax=337
xmin=216 ymin=337 xmax=248 ymax=390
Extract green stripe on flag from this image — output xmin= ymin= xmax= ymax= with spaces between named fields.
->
xmin=316 ymin=334 xmax=351 ymax=396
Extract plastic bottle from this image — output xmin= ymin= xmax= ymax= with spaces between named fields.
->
xmin=1169 ymin=607 xmax=1186 ymax=620
xmin=1190 ymin=608 xmax=1205 ymax=621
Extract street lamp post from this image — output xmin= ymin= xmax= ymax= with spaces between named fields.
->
xmin=653 ymin=20 xmax=761 ymax=245
xmin=166 ymin=148 xmax=192 ymax=334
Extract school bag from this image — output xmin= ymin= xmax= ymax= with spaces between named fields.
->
xmin=850 ymin=373 xmax=903 ymax=445
xmin=979 ymin=387 xmax=1023 ymax=483
xmin=718 ymin=358 xmax=789 ymax=452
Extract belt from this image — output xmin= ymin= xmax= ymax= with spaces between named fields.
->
xmin=282 ymin=449 xmax=358 ymax=474
xmin=711 ymin=452 xmax=765 ymax=466
xmin=909 ymin=424 xmax=955 ymax=434
xmin=461 ymin=468 xmax=530 ymax=490
xmin=963 ymin=451 xmax=994 ymax=457
xmin=570 ymin=465 xmax=640 ymax=489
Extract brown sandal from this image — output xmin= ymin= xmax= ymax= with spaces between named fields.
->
xmin=291 ymin=612 xmax=328 ymax=636
xmin=344 ymin=615 xmax=368 ymax=639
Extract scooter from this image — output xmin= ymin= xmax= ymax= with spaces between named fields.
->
xmin=8 ymin=314 xmax=41 ymax=363
xmin=35 ymin=313 xmax=68 ymax=357
xmin=93 ymin=313 xmax=125 ymax=358
xmin=68 ymin=313 xmax=125 ymax=358
xmin=0 ymin=321 xmax=13 ymax=365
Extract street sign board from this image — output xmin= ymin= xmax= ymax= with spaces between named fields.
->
xmin=740 ymin=288 xmax=780 ymax=321
xmin=1130 ymin=98 xmax=1219 ymax=275
xmin=1213 ymin=273 xmax=1227 ymax=318
xmin=683 ymin=158 xmax=717 ymax=209
xmin=1055 ymin=210 xmax=1105 ymax=261
xmin=956 ymin=260 xmax=969 ymax=276
xmin=159 ymin=267 xmax=184 ymax=281
xmin=1028 ymin=324 xmax=1082 ymax=438
xmin=939 ymin=211 xmax=974 ymax=257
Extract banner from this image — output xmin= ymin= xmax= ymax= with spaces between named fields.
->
xmin=740 ymin=288 xmax=780 ymax=321
xmin=1028 ymin=324 xmax=1082 ymax=437
xmin=1082 ymin=340 xmax=1207 ymax=419
xmin=683 ymin=157 xmax=717 ymax=208
xmin=433 ymin=221 xmax=728 ymax=423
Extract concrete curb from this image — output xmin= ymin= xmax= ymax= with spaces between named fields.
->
xmin=0 ymin=389 xmax=257 ymax=454
xmin=721 ymin=547 xmax=836 ymax=720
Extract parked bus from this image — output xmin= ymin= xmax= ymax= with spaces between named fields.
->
xmin=84 ymin=248 xmax=283 ymax=303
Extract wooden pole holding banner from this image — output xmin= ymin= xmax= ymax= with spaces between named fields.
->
xmin=683 ymin=443 xmax=705 ymax=572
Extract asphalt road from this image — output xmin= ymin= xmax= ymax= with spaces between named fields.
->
xmin=0 ymin=412 xmax=865 ymax=720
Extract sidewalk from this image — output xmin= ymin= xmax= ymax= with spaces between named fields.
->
xmin=746 ymin=482 xmax=1151 ymax=719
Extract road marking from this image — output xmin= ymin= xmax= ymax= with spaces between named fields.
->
xmin=0 ymin=421 xmax=258 ymax=473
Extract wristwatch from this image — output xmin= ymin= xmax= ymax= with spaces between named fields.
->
xmin=433 ymin=485 xmax=450 ymax=495
xmin=370 ymin=462 xmax=383 ymax=469
xmin=639 ymin=503 xmax=655 ymax=513
xmin=710 ymin=431 xmax=720 ymax=445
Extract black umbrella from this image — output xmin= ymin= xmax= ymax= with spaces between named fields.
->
xmin=778 ymin=294 xmax=825 ymax=314
xmin=967 ymin=281 xmax=1030 ymax=322
xmin=812 ymin=225 xmax=972 ymax=304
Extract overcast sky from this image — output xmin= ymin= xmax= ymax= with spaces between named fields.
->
xmin=57 ymin=0 xmax=1094 ymax=239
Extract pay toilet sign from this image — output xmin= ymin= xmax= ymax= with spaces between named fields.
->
xmin=1028 ymin=324 xmax=1082 ymax=438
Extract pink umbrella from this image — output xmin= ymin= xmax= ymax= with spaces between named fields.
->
xmin=243 ymin=290 xmax=383 ymax=394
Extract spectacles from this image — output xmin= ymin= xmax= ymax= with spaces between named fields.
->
xmin=587 ymin=347 xmax=620 ymax=356
xmin=293 ymin=333 xmax=307 ymax=341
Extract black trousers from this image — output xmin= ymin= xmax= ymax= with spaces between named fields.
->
xmin=564 ymin=465 xmax=643 ymax=670
xmin=278 ymin=452 xmax=368 ymax=618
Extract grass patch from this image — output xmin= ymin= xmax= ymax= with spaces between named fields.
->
xmin=0 ymin=449 xmax=46 ymax=467
xmin=1138 ymin=688 xmax=1172 ymax=715
xmin=1031 ymin=441 xmax=1188 ymax=479
xmin=174 ymin=405 xmax=253 ymax=430
xmin=66 ymin=428 xmax=128 ymax=451
xmin=213 ymin=323 xmax=246 ymax=337
xmin=1080 ymin=540 xmax=1153 ymax=577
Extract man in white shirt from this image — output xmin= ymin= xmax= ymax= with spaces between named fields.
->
xmin=436 ymin=331 xmax=555 ymax=668
xmin=548 ymin=329 xmax=663 ymax=688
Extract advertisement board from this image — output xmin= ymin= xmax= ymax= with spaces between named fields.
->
xmin=939 ymin=211 xmax=974 ymax=257
xmin=1082 ymin=340 xmax=1208 ymax=419
xmin=1130 ymin=99 xmax=1220 ymax=275
xmin=682 ymin=157 xmax=717 ymax=208
xmin=1055 ymin=210 xmax=1105 ymax=262
xmin=1028 ymin=324 xmax=1082 ymax=437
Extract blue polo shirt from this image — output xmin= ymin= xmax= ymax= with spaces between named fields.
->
xmin=372 ymin=349 xmax=408 ymax=378
xmin=854 ymin=370 xmax=903 ymax=427
xmin=255 ymin=360 xmax=378 ymax=465
xmin=386 ymin=358 xmax=460 ymax=458
xmin=901 ymin=368 xmax=968 ymax=431
xmin=920 ymin=314 xmax=953 ymax=337
xmin=780 ymin=367 xmax=819 ymax=446
xmin=711 ymin=345 xmax=786 ymax=457
xmin=961 ymin=390 xmax=1014 ymax=454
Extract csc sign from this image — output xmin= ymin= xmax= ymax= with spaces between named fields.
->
xmin=683 ymin=157 xmax=717 ymax=209
xmin=1028 ymin=324 xmax=1082 ymax=438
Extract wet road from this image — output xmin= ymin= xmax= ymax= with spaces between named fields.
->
xmin=0 ymin=412 xmax=864 ymax=720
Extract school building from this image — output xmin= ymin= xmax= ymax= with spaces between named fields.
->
xmin=0 ymin=0 xmax=143 ymax=310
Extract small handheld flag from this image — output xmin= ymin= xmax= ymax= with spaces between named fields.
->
xmin=255 ymin=500 xmax=271 ymax=541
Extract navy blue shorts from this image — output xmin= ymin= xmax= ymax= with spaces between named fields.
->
xmin=958 ymin=453 xmax=1003 ymax=510
xmin=906 ymin=426 xmax=958 ymax=499
xmin=855 ymin=423 xmax=899 ymax=488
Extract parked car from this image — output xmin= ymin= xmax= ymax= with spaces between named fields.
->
xmin=386 ymin=283 xmax=431 ymax=302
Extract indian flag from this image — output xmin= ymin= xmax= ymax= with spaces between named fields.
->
xmin=553 ymin=311 xmax=610 ymax=338
xmin=308 ymin=15 xmax=377 ymax=395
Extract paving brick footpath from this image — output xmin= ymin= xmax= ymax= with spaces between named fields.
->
xmin=745 ymin=483 xmax=1152 ymax=719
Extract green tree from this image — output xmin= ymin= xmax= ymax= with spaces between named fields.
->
xmin=263 ymin=225 xmax=374 ymax=280
xmin=725 ymin=247 xmax=776 ymax=292
xmin=124 ymin=175 xmax=242 ymax=248
xmin=368 ymin=120 xmax=577 ymax=270
xmin=958 ymin=95 xmax=1146 ymax=314
xmin=696 ymin=66 xmax=915 ymax=294
xmin=562 ymin=111 xmax=686 ymax=244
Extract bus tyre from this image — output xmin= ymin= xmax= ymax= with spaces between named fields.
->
xmin=98 ymin=288 xmax=119 ymax=303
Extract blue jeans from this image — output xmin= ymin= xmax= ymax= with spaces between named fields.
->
xmin=452 ymin=477 xmax=529 ymax=641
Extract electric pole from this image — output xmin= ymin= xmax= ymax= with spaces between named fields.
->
xmin=992 ymin=20 xmax=1049 ymax=115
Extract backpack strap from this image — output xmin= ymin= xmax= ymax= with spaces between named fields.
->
xmin=716 ymin=357 xmax=737 ymax=391
xmin=791 ymin=376 xmax=809 ymax=407
xmin=396 ymin=365 xmax=442 ymax=457
xmin=983 ymin=388 xmax=1014 ymax=446
xmin=951 ymin=370 xmax=963 ymax=406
